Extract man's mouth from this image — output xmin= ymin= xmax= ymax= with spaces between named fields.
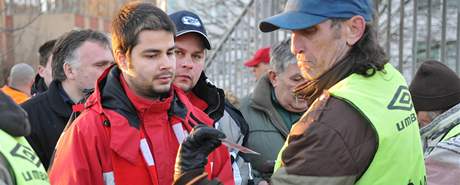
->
xmin=155 ymin=73 xmax=174 ymax=83
xmin=175 ymin=74 xmax=192 ymax=81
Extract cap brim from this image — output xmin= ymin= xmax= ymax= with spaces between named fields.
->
xmin=259 ymin=11 xmax=327 ymax=32
xmin=244 ymin=59 xmax=258 ymax=67
xmin=177 ymin=30 xmax=211 ymax=50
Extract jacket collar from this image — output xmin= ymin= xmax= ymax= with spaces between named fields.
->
xmin=97 ymin=66 xmax=142 ymax=129
xmin=420 ymin=102 xmax=460 ymax=154
xmin=119 ymin=73 xmax=172 ymax=114
xmin=46 ymin=80 xmax=72 ymax=119
xmin=190 ymin=72 xmax=225 ymax=121
xmin=31 ymin=74 xmax=48 ymax=95
xmin=250 ymin=75 xmax=289 ymax=136
xmin=88 ymin=65 xmax=213 ymax=164
xmin=186 ymin=92 xmax=208 ymax=111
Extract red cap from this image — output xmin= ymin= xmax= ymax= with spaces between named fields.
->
xmin=244 ymin=47 xmax=270 ymax=67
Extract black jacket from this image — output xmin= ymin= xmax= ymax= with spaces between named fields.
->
xmin=31 ymin=74 xmax=48 ymax=96
xmin=192 ymin=72 xmax=249 ymax=138
xmin=21 ymin=80 xmax=72 ymax=170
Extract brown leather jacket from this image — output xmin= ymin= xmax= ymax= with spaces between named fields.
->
xmin=271 ymin=92 xmax=377 ymax=185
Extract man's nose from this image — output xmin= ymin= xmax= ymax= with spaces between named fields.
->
xmin=180 ymin=55 xmax=194 ymax=69
xmin=159 ymin=54 xmax=175 ymax=70
xmin=291 ymin=33 xmax=303 ymax=55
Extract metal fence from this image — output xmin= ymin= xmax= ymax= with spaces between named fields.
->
xmin=378 ymin=0 xmax=460 ymax=80
xmin=204 ymin=0 xmax=289 ymax=98
xmin=205 ymin=0 xmax=460 ymax=98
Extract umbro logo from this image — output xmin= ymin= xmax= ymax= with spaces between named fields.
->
xmin=387 ymin=86 xmax=413 ymax=111
xmin=10 ymin=143 xmax=42 ymax=167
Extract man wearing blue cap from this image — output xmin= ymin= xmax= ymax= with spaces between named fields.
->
xmin=174 ymin=0 xmax=427 ymax=185
xmin=258 ymin=0 xmax=426 ymax=184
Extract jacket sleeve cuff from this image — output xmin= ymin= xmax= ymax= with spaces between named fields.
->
xmin=174 ymin=168 xmax=222 ymax=185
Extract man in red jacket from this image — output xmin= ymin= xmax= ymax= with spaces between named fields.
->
xmin=48 ymin=2 xmax=234 ymax=185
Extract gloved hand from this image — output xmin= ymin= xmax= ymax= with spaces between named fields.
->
xmin=174 ymin=125 xmax=226 ymax=181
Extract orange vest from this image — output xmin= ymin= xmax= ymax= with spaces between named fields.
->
xmin=1 ymin=85 xmax=29 ymax=104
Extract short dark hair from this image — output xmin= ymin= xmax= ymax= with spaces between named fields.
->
xmin=111 ymin=2 xmax=175 ymax=57
xmin=52 ymin=29 xmax=111 ymax=81
xmin=38 ymin=39 xmax=56 ymax=66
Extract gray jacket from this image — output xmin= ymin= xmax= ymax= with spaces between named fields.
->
xmin=217 ymin=110 xmax=252 ymax=185
xmin=240 ymin=75 xmax=289 ymax=181
xmin=421 ymin=102 xmax=460 ymax=185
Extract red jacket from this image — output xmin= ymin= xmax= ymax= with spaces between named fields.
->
xmin=49 ymin=66 xmax=234 ymax=185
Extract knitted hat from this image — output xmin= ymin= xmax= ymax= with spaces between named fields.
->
xmin=409 ymin=60 xmax=460 ymax=111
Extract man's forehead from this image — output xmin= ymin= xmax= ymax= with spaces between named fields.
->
xmin=176 ymin=32 xmax=207 ymax=51
xmin=135 ymin=30 xmax=175 ymax=51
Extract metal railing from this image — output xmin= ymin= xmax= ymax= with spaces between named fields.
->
xmin=205 ymin=0 xmax=288 ymax=98
xmin=378 ymin=0 xmax=460 ymax=80
xmin=206 ymin=0 xmax=460 ymax=98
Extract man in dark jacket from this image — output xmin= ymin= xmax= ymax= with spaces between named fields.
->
xmin=169 ymin=10 xmax=252 ymax=185
xmin=31 ymin=39 xmax=56 ymax=96
xmin=48 ymin=3 xmax=234 ymax=185
xmin=21 ymin=29 xmax=113 ymax=169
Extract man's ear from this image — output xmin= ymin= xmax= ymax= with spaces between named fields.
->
xmin=268 ymin=70 xmax=278 ymax=87
xmin=116 ymin=50 xmax=128 ymax=72
xmin=37 ymin=65 xmax=45 ymax=78
xmin=343 ymin=15 xmax=366 ymax=46
xmin=63 ymin=63 xmax=75 ymax=80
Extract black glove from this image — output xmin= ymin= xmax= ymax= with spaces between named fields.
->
xmin=174 ymin=125 xmax=226 ymax=181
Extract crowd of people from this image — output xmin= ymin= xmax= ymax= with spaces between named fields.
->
xmin=0 ymin=0 xmax=459 ymax=185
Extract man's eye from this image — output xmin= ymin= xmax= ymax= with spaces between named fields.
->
xmin=95 ymin=63 xmax=107 ymax=67
xmin=192 ymin=55 xmax=202 ymax=60
xmin=292 ymin=76 xmax=304 ymax=82
xmin=303 ymin=27 xmax=317 ymax=35
xmin=175 ymin=50 xmax=184 ymax=56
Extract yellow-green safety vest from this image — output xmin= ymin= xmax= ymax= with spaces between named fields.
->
xmin=0 ymin=129 xmax=49 ymax=185
xmin=275 ymin=63 xmax=426 ymax=185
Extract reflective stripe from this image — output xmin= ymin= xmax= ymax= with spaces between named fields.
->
xmin=210 ymin=162 xmax=214 ymax=176
xmin=139 ymin=134 xmax=159 ymax=185
xmin=140 ymin=138 xmax=155 ymax=166
xmin=231 ymin=156 xmax=243 ymax=185
xmin=248 ymin=162 xmax=254 ymax=180
xmin=172 ymin=123 xmax=187 ymax=144
xmin=103 ymin=171 xmax=115 ymax=185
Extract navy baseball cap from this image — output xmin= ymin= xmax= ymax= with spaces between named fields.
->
xmin=169 ymin=10 xmax=211 ymax=50
xmin=259 ymin=0 xmax=373 ymax=32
